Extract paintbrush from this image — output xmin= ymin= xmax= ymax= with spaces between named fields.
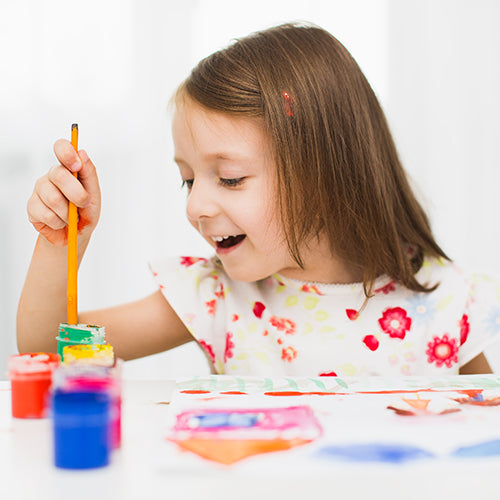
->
xmin=67 ymin=123 xmax=79 ymax=324
xmin=57 ymin=124 xmax=106 ymax=361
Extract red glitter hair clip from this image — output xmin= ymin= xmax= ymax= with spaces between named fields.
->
xmin=282 ymin=91 xmax=293 ymax=117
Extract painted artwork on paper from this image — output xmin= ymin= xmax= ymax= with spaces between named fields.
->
xmin=164 ymin=375 xmax=500 ymax=467
xmin=168 ymin=405 xmax=322 ymax=464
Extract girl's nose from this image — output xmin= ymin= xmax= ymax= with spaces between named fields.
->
xmin=185 ymin=180 xmax=219 ymax=222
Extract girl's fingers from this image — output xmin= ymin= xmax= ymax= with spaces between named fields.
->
xmin=27 ymin=192 xmax=66 ymax=230
xmin=36 ymin=180 xmax=70 ymax=225
xmin=46 ymin=165 xmax=90 ymax=208
xmin=53 ymin=139 xmax=82 ymax=173
xmin=77 ymin=150 xmax=101 ymax=203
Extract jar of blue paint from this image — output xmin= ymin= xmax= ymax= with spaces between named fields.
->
xmin=52 ymin=389 xmax=111 ymax=469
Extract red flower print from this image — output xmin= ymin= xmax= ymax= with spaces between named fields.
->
xmin=253 ymin=301 xmax=266 ymax=318
xmin=269 ymin=316 xmax=296 ymax=335
xmin=205 ymin=299 xmax=217 ymax=315
xmin=224 ymin=332 xmax=234 ymax=362
xmin=180 ymin=256 xmax=207 ymax=267
xmin=319 ymin=371 xmax=338 ymax=377
xmin=363 ymin=335 xmax=379 ymax=351
xmin=300 ymin=284 xmax=323 ymax=295
xmin=459 ymin=314 xmax=470 ymax=345
xmin=346 ymin=309 xmax=359 ymax=321
xmin=378 ymin=307 xmax=412 ymax=339
xmin=426 ymin=334 xmax=458 ymax=368
xmin=374 ymin=281 xmax=396 ymax=295
xmin=198 ymin=340 xmax=216 ymax=364
xmin=277 ymin=338 xmax=284 ymax=345
xmin=281 ymin=346 xmax=297 ymax=362
xmin=214 ymin=283 xmax=225 ymax=299
xmin=232 ymin=314 xmax=239 ymax=322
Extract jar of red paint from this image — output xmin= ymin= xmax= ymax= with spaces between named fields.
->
xmin=8 ymin=352 xmax=60 ymax=418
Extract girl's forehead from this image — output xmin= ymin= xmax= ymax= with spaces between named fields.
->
xmin=172 ymin=99 xmax=270 ymax=158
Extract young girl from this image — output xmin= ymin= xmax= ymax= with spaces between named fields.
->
xmin=17 ymin=23 xmax=499 ymax=376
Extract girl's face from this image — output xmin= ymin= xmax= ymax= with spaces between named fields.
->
xmin=172 ymin=98 xmax=358 ymax=284
xmin=172 ymin=99 xmax=299 ymax=282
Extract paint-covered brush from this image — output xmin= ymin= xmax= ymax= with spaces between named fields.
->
xmin=57 ymin=124 xmax=108 ymax=360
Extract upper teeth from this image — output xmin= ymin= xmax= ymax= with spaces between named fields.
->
xmin=212 ymin=236 xmax=233 ymax=242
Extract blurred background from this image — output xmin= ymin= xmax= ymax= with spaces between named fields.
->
xmin=1 ymin=0 xmax=499 ymax=378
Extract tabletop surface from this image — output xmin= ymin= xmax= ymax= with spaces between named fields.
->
xmin=2 ymin=374 xmax=500 ymax=499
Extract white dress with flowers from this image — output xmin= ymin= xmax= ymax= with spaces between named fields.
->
xmin=150 ymin=255 xmax=500 ymax=376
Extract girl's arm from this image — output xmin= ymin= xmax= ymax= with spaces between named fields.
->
xmin=77 ymin=290 xmax=193 ymax=360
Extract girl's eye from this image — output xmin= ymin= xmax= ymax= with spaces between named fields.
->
xmin=181 ymin=179 xmax=194 ymax=190
xmin=219 ymin=177 xmax=245 ymax=187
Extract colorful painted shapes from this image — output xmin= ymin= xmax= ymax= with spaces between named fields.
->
xmin=175 ymin=437 xmax=312 ymax=465
xmin=317 ymin=443 xmax=434 ymax=463
xmin=169 ymin=405 xmax=323 ymax=465
xmin=452 ymin=439 xmax=500 ymax=458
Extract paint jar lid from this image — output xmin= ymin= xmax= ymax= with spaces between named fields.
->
xmin=8 ymin=352 xmax=60 ymax=375
xmin=58 ymin=323 xmax=106 ymax=343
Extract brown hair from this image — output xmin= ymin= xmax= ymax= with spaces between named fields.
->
xmin=177 ymin=22 xmax=448 ymax=294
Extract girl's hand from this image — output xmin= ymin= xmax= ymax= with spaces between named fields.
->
xmin=27 ymin=139 xmax=101 ymax=246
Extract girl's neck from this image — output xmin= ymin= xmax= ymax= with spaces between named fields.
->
xmin=278 ymin=238 xmax=364 ymax=285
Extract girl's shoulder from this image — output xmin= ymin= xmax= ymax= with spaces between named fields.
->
xmin=417 ymin=255 xmax=500 ymax=294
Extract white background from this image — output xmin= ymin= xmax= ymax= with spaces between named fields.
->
xmin=1 ymin=0 xmax=499 ymax=377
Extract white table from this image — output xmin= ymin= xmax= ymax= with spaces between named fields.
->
xmin=1 ymin=376 xmax=500 ymax=500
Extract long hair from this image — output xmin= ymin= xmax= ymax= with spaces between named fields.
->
xmin=177 ymin=22 xmax=448 ymax=294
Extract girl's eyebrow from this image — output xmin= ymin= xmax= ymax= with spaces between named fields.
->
xmin=175 ymin=152 xmax=252 ymax=165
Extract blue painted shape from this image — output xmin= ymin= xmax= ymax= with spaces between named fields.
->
xmin=189 ymin=412 xmax=261 ymax=429
xmin=317 ymin=443 xmax=434 ymax=463
xmin=452 ymin=439 xmax=500 ymax=458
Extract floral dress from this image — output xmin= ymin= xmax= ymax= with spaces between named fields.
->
xmin=150 ymin=256 xmax=500 ymax=376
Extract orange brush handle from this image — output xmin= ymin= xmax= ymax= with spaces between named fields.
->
xmin=67 ymin=124 xmax=79 ymax=324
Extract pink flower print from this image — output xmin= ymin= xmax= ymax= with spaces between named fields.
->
xmin=426 ymin=334 xmax=458 ymax=368
xmin=253 ymin=301 xmax=266 ymax=318
xmin=205 ymin=299 xmax=217 ymax=315
xmin=346 ymin=309 xmax=359 ymax=321
xmin=388 ymin=354 xmax=399 ymax=366
xmin=319 ymin=371 xmax=338 ymax=377
xmin=224 ymin=332 xmax=234 ymax=362
xmin=183 ymin=313 xmax=195 ymax=325
xmin=198 ymin=340 xmax=216 ymax=364
xmin=180 ymin=256 xmax=207 ymax=267
xmin=269 ymin=316 xmax=296 ymax=335
xmin=300 ymin=284 xmax=323 ymax=295
xmin=232 ymin=314 xmax=239 ymax=322
xmin=459 ymin=314 xmax=470 ymax=345
xmin=378 ymin=307 xmax=412 ymax=339
xmin=374 ymin=281 xmax=396 ymax=295
xmin=281 ymin=346 xmax=297 ymax=362
xmin=363 ymin=335 xmax=379 ymax=351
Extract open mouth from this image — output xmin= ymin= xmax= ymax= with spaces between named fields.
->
xmin=213 ymin=234 xmax=246 ymax=249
